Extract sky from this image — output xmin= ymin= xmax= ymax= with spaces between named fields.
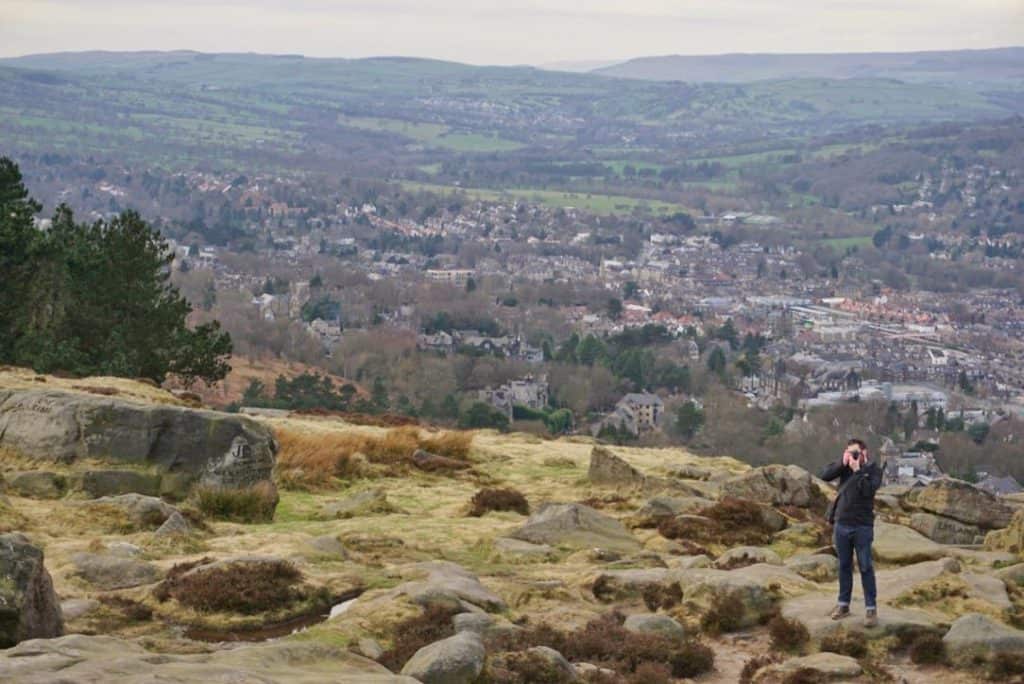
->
xmin=2 ymin=0 xmax=1022 ymax=65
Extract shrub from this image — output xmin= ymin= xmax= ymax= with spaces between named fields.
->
xmin=469 ymin=488 xmax=530 ymax=517
xmin=700 ymin=589 xmax=747 ymax=635
xmin=698 ymin=497 xmax=777 ymax=545
xmin=153 ymin=557 xmax=311 ymax=614
xmin=419 ymin=430 xmax=473 ymax=460
xmin=480 ymin=650 xmax=575 ymax=684
xmin=379 ymin=605 xmax=457 ymax=672
xmin=642 ymin=582 xmax=682 ymax=612
xmin=740 ymin=654 xmax=782 ymax=684
xmin=908 ymin=632 xmax=945 ymax=665
xmin=990 ymin=652 xmax=1024 ymax=678
xmin=667 ymin=640 xmax=715 ymax=678
xmin=192 ymin=481 xmax=278 ymax=522
xmin=782 ymin=669 xmax=827 ymax=684
xmin=768 ymin=615 xmax=809 ymax=651
xmin=628 ymin=662 xmax=671 ymax=684
xmin=820 ymin=629 xmax=867 ymax=659
xmin=97 ymin=595 xmax=153 ymax=622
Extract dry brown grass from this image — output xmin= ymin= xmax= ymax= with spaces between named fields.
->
xmin=274 ymin=424 xmax=473 ymax=489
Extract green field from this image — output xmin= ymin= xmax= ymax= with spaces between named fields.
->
xmin=821 ymin=235 xmax=874 ymax=251
xmin=400 ymin=181 xmax=693 ymax=215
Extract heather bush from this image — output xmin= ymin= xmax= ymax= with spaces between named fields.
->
xmin=469 ymin=488 xmax=530 ymax=516
xmin=378 ymin=605 xmax=457 ymax=672
xmin=699 ymin=588 xmax=747 ymax=635
xmin=767 ymin=615 xmax=809 ymax=651
xmin=153 ymin=557 xmax=311 ymax=614
xmin=192 ymin=481 xmax=278 ymax=522
xmin=820 ymin=629 xmax=867 ymax=659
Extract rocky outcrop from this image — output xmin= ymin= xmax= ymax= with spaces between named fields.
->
xmin=873 ymin=522 xmax=947 ymax=564
xmin=400 ymin=631 xmax=486 ymax=684
xmin=623 ymin=613 xmax=686 ymax=640
xmin=719 ymin=465 xmax=826 ymax=508
xmin=942 ymin=613 xmax=1024 ymax=664
xmin=87 ymin=494 xmax=179 ymax=528
xmin=588 ymin=446 xmax=646 ymax=488
xmin=0 ymin=534 xmax=63 ymax=648
xmin=7 ymin=471 xmax=65 ymax=499
xmin=0 ymin=634 xmax=414 ymax=683
xmin=755 ymin=652 xmax=862 ymax=682
xmin=392 ymin=561 xmax=507 ymax=613
xmin=0 ymin=389 xmax=277 ymax=496
xmin=510 ymin=503 xmax=641 ymax=553
xmin=785 ymin=554 xmax=838 ymax=582
xmin=909 ymin=478 xmax=1014 ymax=530
xmin=985 ymin=508 xmax=1024 ymax=553
xmin=910 ymin=512 xmax=984 ymax=545
xmin=70 ymin=552 xmax=160 ymax=590
xmin=714 ymin=546 xmax=782 ymax=569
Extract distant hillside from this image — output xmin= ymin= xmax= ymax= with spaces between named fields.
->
xmin=593 ymin=47 xmax=1024 ymax=83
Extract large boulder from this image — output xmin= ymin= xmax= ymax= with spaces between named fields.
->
xmin=70 ymin=552 xmax=160 ymax=590
xmin=910 ymin=478 xmax=1013 ymax=530
xmin=88 ymin=493 xmax=179 ymax=528
xmin=910 ymin=512 xmax=984 ymax=545
xmin=510 ymin=503 xmax=641 ymax=553
xmin=400 ymin=631 xmax=486 ymax=684
xmin=76 ymin=470 xmax=161 ymax=498
xmin=321 ymin=488 xmax=399 ymax=519
xmin=985 ymin=508 xmax=1024 ymax=553
xmin=392 ymin=562 xmax=506 ymax=613
xmin=0 ymin=534 xmax=63 ymax=648
xmin=719 ymin=465 xmax=826 ymax=508
xmin=7 ymin=471 xmax=66 ymax=499
xmin=755 ymin=652 xmax=862 ymax=682
xmin=0 ymin=389 xmax=277 ymax=493
xmin=623 ymin=613 xmax=686 ymax=641
xmin=0 ymin=634 xmax=414 ymax=683
xmin=873 ymin=522 xmax=947 ymax=564
xmin=785 ymin=554 xmax=838 ymax=583
xmin=942 ymin=613 xmax=1024 ymax=664
xmin=588 ymin=446 xmax=645 ymax=488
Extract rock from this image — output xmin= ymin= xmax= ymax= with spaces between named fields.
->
xmin=666 ymin=554 xmax=713 ymax=570
xmin=395 ymin=561 xmax=506 ymax=613
xmin=89 ymin=493 xmax=178 ymax=528
xmin=510 ymin=503 xmax=641 ymax=553
xmin=673 ymin=565 xmax=811 ymax=627
xmin=400 ymin=631 xmax=486 ymax=684
xmin=306 ymin=534 xmax=350 ymax=559
xmin=491 ymin=537 xmax=555 ymax=561
xmin=873 ymin=522 xmax=947 ymax=564
xmin=526 ymin=646 xmax=576 ymax=681
xmin=773 ymin=522 xmax=825 ymax=548
xmin=154 ymin=511 xmax=191 ymax=537
xmin=997 ymin=562 xmax=1024 ymax=585
xmin=411 ymin=449 xmax=471 ymax=472
xmin=105 ymin=541 xmax=143 ymax=557
xmin=453 ymin=612 xmax=495 ymax=635
xmin=322 ymin=488 xmax=399 ymax=519
xmin=785 ymin=554 xmax=838 ymax=582
xmin=7 ymin=471 xmax=65 ymax=499
xmin=910 ymin=511 xmax=984 ymax=545
xmin=358 ymin=637 xmax=385 ymax=661
xmin=590 ymin=568 xmax=670 ymax=601
xmin=911 ymin=478 xmax=1013 ymax=529
xmin=77 ymin=470 xmax=161 ymax=498
xmin=714 ymin=546 xmax=782 ymax=569
xmin=781 ymin=593 xmax=942 ymax=640
xmin=629 ymin=495 xmax=709 ymax=526
xmin=70 ymin=552 xmax=160 ymax=590
xmin=719 ymin=465 xmax=826 ymax=508
xmin=0 ymin=388 xmax=277 ymax=493
xmin=962 ymin=572 xmax=1011 ymax=609
xmin=0 ymin=533 xmax=63 ymax=647
xmin=943 ymin=613 xmax=1024 ymax=664
xmin=0 ymin=633 xmax=413 ymax=683
xmin=875 ymin=558 xmax=961 ymax=598
xmin=60 ymin=598 xmax=99 ymax=621
xmin=589 ymin=446 xmax=645 ymax=488
xmin=757 ymin=652 xmax=862 ymax=682
xmin=666 ymin=463 xmax=713 ymax=481
xmin=985 ymin=508 xmax=1024 ymax=553
xmin=623 ymin=613 xmax=686 ymax=640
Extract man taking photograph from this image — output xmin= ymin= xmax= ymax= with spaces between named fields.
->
xmin=820 ymin=438 xmax=882 ymax=627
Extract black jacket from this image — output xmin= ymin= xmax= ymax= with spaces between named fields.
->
xmin=820 ymin=459 xmax=882 ymax=527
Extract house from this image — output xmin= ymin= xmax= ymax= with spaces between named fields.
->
xmin=977 ymin=475 xmax=1023 ymax=496
xmin=416 ymin=332 xmax=455 ymax=355
xmin=479 ymin=376 xmax=549 ymax=420
xmin=426 ymin=269 xmax=474 ymax=287
xmin=604 ymin=393 xmax=665 ymax=436
xmin=882 ymin=445 xmax=944 ymax=486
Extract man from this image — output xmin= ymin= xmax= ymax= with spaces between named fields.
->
xmin=820 ymin=438 xmax=882 ymax=627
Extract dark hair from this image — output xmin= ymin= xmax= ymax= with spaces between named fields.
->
xmin=847 ymin=438 xmax=867 ymax=452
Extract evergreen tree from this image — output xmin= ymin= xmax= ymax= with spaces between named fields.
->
xmin=674 ymin=401 xmax=704 ymax=440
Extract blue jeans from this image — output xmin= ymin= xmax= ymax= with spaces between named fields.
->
xmin=834 ymin=523 xmax=877 ymax=610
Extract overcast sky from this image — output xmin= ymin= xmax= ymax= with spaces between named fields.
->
xmin=2 ymin=0 xmax=1022 ymax=65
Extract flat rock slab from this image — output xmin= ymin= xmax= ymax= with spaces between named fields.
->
xmin=510 ymin=502 xmax=641 ymax=553
xmin=781 ymin=593 xmax=944 ymax=640
xmin=756 ymin=652 xmax=863 ymax=682
xmin=943 ymin=612 xmax=1024 ymax=664
xmin=873 ymin=522 xmax=948 ymax=564
xmin=391 ymin=561 xmax=506 ymax=613
xmin=70 ymin=552 xmax=160 ymax=590
xmin=0 ymin=634 xmax=415 ymax=683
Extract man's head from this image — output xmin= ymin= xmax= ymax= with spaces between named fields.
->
xmin=844 ymin=438 xmax=868 ymax=466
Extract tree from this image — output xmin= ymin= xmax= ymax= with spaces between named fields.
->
xmin=371 ymin=376 xmax=389 ymax=410
xmin=707 ymin=346 xmax=727 ymax=375
xmin=607 ymin=297 xmax=623 ymax=321
xmin=459 ymin=402 xmax=509 ymax=430
xmin=3 ymin=187 xmax=232 ymax=385
xmin=674 ymin=401 xmax=704 ymax=440
xmin=968 ymin=422 xmax=990 ymax=445
xmin=465 ymin=277 xmax=476 ymax=293
xmin=576 ymin=334 xmax=606 ymax=366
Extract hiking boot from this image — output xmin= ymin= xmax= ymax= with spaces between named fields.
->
xmin=829 ymin=604 xmax=850 ymax=620
xmin=865 ymin=608 xmax=878 ymax=627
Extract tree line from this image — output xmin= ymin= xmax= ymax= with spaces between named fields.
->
xmin=0 ymin=158 xmax=231 ymax=386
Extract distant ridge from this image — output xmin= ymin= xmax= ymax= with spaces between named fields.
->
xmin=593 ymin=47 xmax=1024 ymax=83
